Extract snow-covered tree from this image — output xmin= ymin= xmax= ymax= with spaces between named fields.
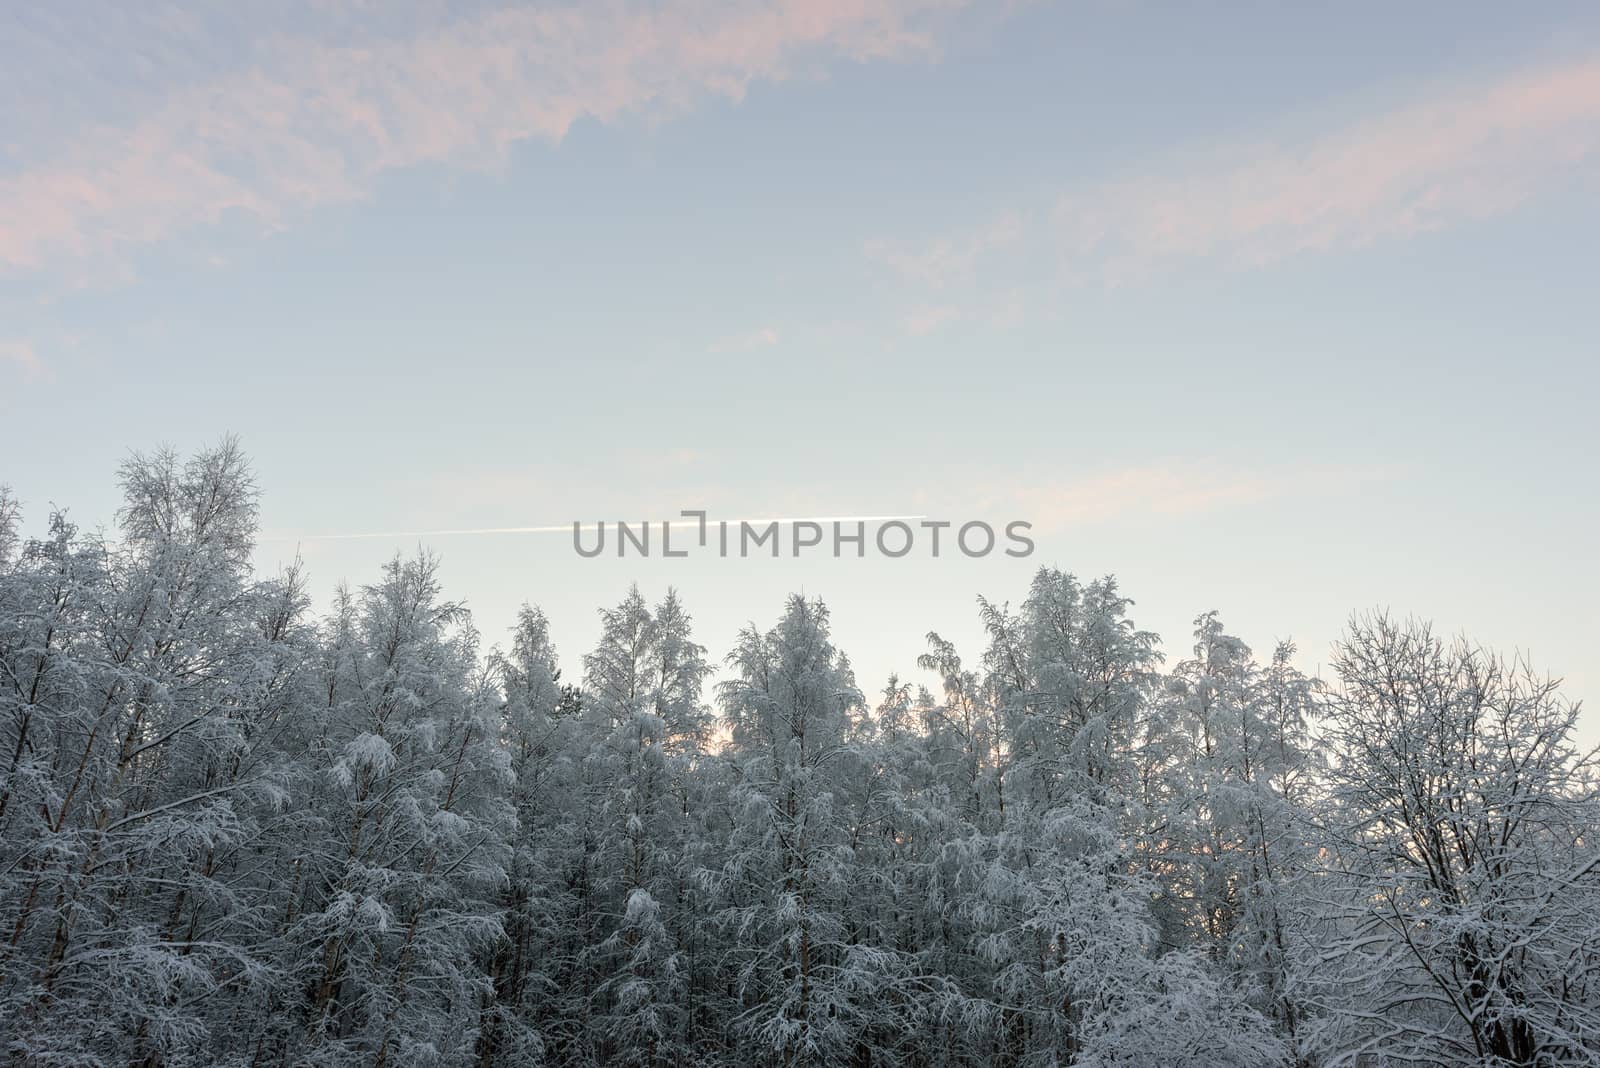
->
xmin=1144 ymin=616 xmax=1320 ymax=1049
xmin=476 ymin=603 xmax=582 ymax=1065
xmin=709 ymin=595 xmax=886 ymax=1065
xmin=585 ymin=586 xmax=711 ymax=1066
xmin=289 ymin=551 xmax=509 ymax=1066
xmin=1304 ymin=614 xmax=1600 ymax=1066
xmin=2 ymin=447 xmax=1596 ymax=1068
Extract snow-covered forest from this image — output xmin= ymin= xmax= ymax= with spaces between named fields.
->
xmin=1 ymin=442 xmax=1596 ymax=1068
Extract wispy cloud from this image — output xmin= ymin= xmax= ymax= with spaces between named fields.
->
xmin=1065 ymin=56 xmax=1600 ymax=279
xmin=870 ymin=55 xmax=1600 ymax=292
xmin=970 ymin=462 xmax=1398 ymax=532
xmin=1 ymin=0 xmax=967 ymax=281
xmin=0 ymin=339 xmax=45 ymax=382
xmin=864 ymin=211 xmax=1023 ymax=289
xmin=901 ymin=305 xmax=959 ymax=335
xmin=707 ymin=326 xmax=781 ymax=353
xmin=997 ymin=466 xmax=1276 ymax=530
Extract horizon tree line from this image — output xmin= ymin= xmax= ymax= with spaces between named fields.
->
xmin=0 ymin=441 xmax=1596 ymax=1067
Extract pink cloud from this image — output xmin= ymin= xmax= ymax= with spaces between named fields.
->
xmin=0 ymin=0 xmax=964 ymax=279
xmin=870 ymin=56 xmax=1600 ymax=289
xmin=991 ymin=466 xmax=1275 ymax=531
xmin=978 ymin=462 xmax=1399 ymax=532
xmin=1067 ymin=57 xmax=1600 ymax=278
xmin=0 ymin=339 xmax=45 ymax=382
xmin=864 ymin=211 xmax=1024 ymax=289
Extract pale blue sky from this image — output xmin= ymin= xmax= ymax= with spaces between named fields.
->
xmin=3 ymin=2 xmax=1596 ymax=728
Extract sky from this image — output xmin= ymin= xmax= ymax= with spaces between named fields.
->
xmin=3 ymin=2 xmax=1597 ymax=733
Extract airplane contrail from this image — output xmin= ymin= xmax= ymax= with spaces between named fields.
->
xmin=262 ymin=515 xmax=929 ymax=542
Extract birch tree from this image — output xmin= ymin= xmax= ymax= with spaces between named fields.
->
xmin=1305 ymin=615 xmax=1600 ymax=1066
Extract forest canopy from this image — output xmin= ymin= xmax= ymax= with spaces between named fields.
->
xmin=0 ymin=442 xmax=1595 ymax=1067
